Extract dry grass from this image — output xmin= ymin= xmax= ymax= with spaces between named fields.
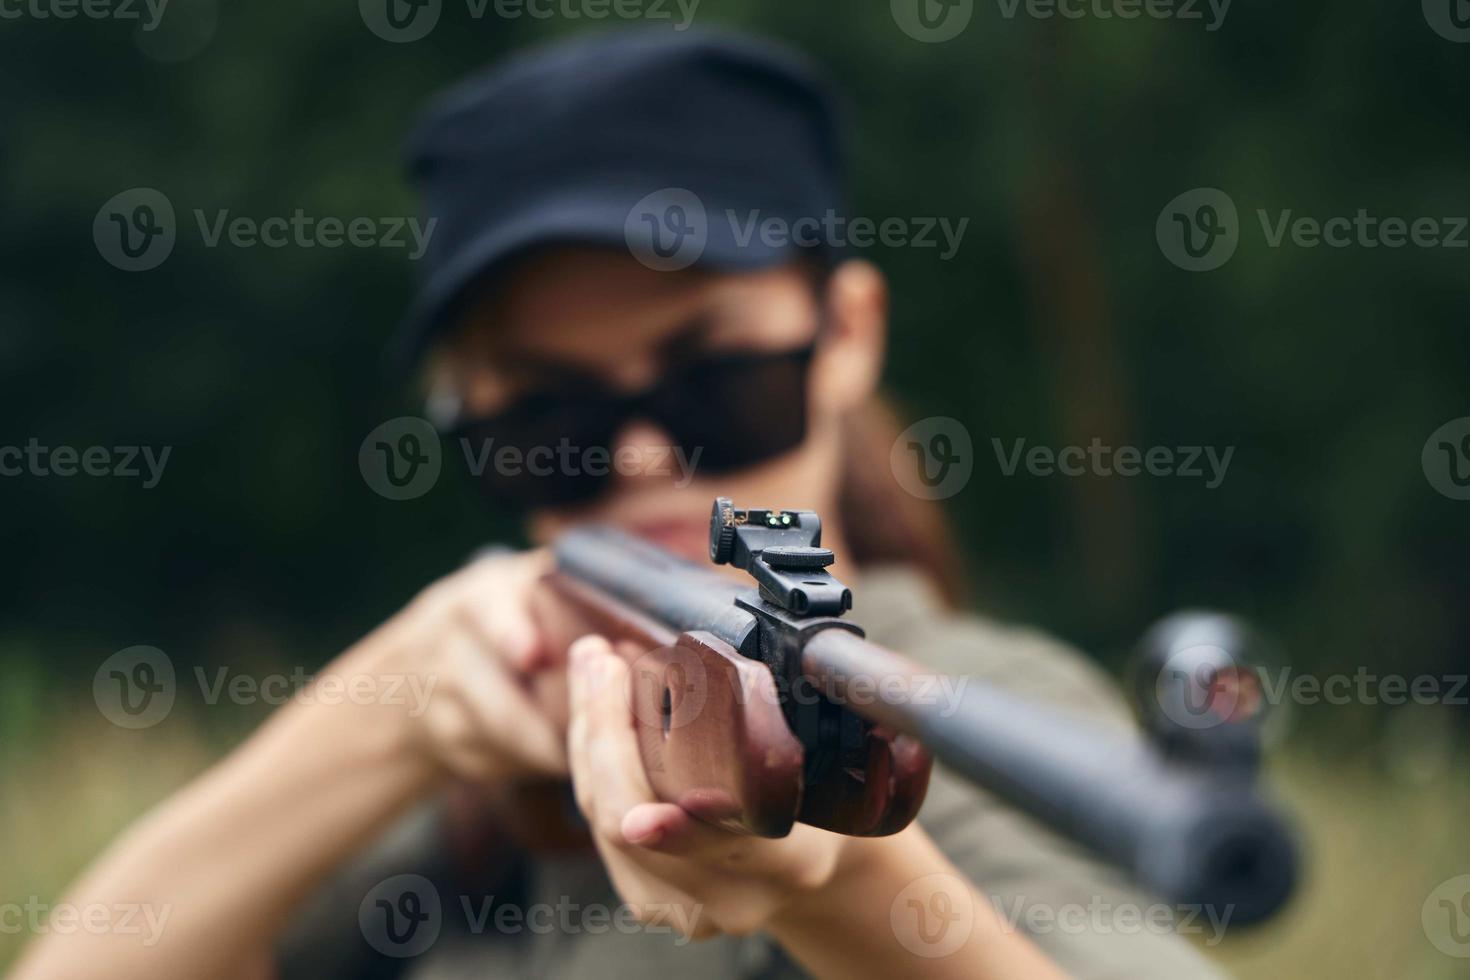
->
xmin=1207 ymin=746 xmax=1470 ymax=979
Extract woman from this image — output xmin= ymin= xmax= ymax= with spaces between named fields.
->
xmin=15 ymin=29 xmax=1224 ymax=979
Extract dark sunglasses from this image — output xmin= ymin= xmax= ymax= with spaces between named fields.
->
xmin=442 ymin=344 xmax=817 ymax=507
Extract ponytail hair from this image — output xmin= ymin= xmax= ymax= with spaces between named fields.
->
xmin=837 ymin=396 xmax=970 ymax=607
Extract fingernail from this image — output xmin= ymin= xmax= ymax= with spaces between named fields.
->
xmin=570 ymin=638 xmax=611 ymax=685
xmin=621 ymin=807 xmax=665 ymax=847
xmin=623 ymin=817 xmax=664 ymax=847
xmin=627 ymin=826 xmax=664 ymax=847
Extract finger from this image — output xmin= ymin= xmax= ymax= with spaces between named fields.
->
xmin=567 ymin=635 xmax=658 ymax=837
xmin=454 ymin=599 xmax=545 ymax=674
xmin=527 ymin=577 xmax=587 ymax=668
xmin=620 ymin=802 xmax=696 ymax=849
xmin=452 ymin=558 xmax=554 ymax=673
xmin=618 ymin=801 xmax=758 ymax=859
xmin=445 ymin=625 xmax=568 ymax=776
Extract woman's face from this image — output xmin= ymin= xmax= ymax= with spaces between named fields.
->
xmin=430 ymin=247 xmax=888 ymax=562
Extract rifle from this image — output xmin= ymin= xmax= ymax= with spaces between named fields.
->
xmin=545 ymin=497 xmax=1298 ymax=925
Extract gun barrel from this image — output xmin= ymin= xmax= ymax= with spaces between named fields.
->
xmin=803 ymin=629 xmax=1298 ymax=924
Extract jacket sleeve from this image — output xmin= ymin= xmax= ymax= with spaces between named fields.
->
xmin=919 ymin=765 xmax=1232 ymax=979
xmin=862 ymin=572 xmax=1233 ymax=979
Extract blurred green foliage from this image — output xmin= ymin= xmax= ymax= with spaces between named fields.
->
xmin=1 ymin=0 xmax=1466 ymax=716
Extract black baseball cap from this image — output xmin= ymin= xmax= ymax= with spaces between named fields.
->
xmin=392 ymin=28 xmax=848 ymax=366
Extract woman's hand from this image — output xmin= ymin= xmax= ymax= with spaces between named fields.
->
xmin=564 ymin=634 xmax=847 ymax=939
xmin=565 ymin=634 xmax=1068 ymax=979
xmin=356 ymin=548 xmax=570 ymax=784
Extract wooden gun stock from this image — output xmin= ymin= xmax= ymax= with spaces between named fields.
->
xmin=544 ymin=572 xmax=931 ymax=838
